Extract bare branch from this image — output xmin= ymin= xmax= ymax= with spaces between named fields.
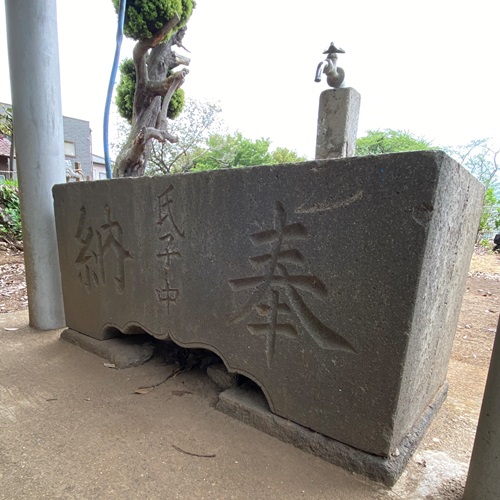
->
xmin=147 ymin=68 xmax=188 ymax=98
xmin=155 ymin=69 xmax=189 ymax=134
xmin=136 ymin=127 xmax=178 ymax=145
xmin=174 ymin=53 xmax=191 ymax=67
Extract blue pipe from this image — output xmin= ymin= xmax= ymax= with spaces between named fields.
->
xmin=103 ymin=0 xmax=126 ymax=179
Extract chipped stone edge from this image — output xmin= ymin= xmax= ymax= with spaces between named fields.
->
xmin=216 ymin=381 xmax=448 ymax=487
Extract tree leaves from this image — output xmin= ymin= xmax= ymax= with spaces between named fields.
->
xmin=191 ymin=132 xmax=305 ymax=172
xmin=355 ymin=129 xmax=435 ymax=156
xmin=0 ymin=106 xmax=13 ymax=137
xmin=112 ymin=0 xmax=195 ymax=40
xmin=0 ymin=180 xmax=22 ymax=241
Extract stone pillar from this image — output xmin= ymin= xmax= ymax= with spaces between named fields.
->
xmin=315 ymin=88 xmax=361 ymax=160
xmin=5 ymin=0 xmax=66 ymax=329
xmin=463 ymin=316 xmax=500 ymax=499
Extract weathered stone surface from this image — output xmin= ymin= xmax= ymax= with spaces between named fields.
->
xmin=217 ymin=381 xmax=448 ymax=486
xmin=315 ymin=87 xmax=361 ymax=159
xmin=207 ymin=363 xmax=241 ymax=390
xmin=53 ymin=151 xmax=483 ymax=459
xmin=61 ymin=329 xmax=155 ymax=368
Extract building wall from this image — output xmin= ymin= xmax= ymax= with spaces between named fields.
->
xmin=1 ymin=103 xmax=94 ymax=181
xmin=92 ymin=155 xmax=107 ymax=180
xmin=63 ymin=116 xmax=92 ymax=180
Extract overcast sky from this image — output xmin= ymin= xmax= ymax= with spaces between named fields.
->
xmin=0 ymin=0 xmax=498 ymax=158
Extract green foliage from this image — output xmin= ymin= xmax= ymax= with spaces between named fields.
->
xmin=479 ymin=187 xmax=500 ymax=235
xmin=140 ymin=97 xmax=309 ymax=176
xmin=115 ymin=58 xmax=135 ymax=123
xmin=112 ymin=0 xmax=195 ymax=40
xmin=185 ymin=132 xmax=308 ymax=173
xmin=356 ymin=129 xmax=435 ymax=156
xmin=0 ymin=180 xmax=22 ymax=241
xmin=167 ymin=87 xmax=184 ymax=120
xmin=0 ymin=106 xmax=13 ymax=137
xmin=115 ymin=58 xmax=185 ymax=123
xmin=192 ymin=133 xmax=273 ymax=172
xmin=270 ymin=147 xmax=307 ymax=164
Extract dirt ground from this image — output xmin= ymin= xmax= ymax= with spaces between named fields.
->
xmin=0 ymin=244 xmax=27 ymax=312
xmin=1 ymin=244 xmax=499 ymax=498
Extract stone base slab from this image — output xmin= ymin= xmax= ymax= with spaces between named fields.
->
xmin=61 ymin=328 xmax=155 ymax=368
xmin=217 ymin=381 xmax=448 ymax=486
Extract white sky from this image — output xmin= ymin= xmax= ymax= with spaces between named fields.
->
xmin=0 ymin=0 xmax=499 ymax=158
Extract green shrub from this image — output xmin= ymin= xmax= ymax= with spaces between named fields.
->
xmin=112 ymin=0 xmax=195 ymax=41
xmin=0 ymin=179 xmax=22 ymax=241
xmin=115 ymin=58 xmax=136 ymax=123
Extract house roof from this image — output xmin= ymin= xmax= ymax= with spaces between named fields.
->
xmin=0 ymin=135 xmax=13 ymax=157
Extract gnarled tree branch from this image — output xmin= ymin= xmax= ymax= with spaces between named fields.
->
xmin=156 ymin=69 xmax=189 ymax=129
xmin=114 ymin=14 xmax=190 ymax=178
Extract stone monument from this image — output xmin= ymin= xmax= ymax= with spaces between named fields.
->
xmin=53 ymin=150 xmax=483 ymax=485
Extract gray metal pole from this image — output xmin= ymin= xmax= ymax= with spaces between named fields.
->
xmin=463 ymin=316 xmax=500 ymax=499
xmin=5 ymin=0 xmax=65 ymax=329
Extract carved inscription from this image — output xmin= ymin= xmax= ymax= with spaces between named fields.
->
xmin=155 ymin=185 xmax=184 ymax=312
xmin=74 ymin=205 xmax=132 ymax=294
xmin=229 ymin=201 xmax=355 ymax=367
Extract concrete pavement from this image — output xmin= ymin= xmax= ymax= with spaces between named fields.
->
xmin=0 ymin=310 xmax=476 ymax=499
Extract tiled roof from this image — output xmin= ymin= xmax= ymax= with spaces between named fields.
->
xmin=0 ymin=135 xmax=13 ymax=157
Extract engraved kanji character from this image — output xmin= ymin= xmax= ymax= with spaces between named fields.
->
xmin=74 ymin=206 xmax=99 ymax=290
xmin=157 ymin=185 xmax=184 ymax=239
xmin=229 ymin=202 xmax=355 ymax=367
xmin=156 ymin=269 xmax=180 ymax=313
xmin=97 ymin=205 xmax=132 ymax=294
